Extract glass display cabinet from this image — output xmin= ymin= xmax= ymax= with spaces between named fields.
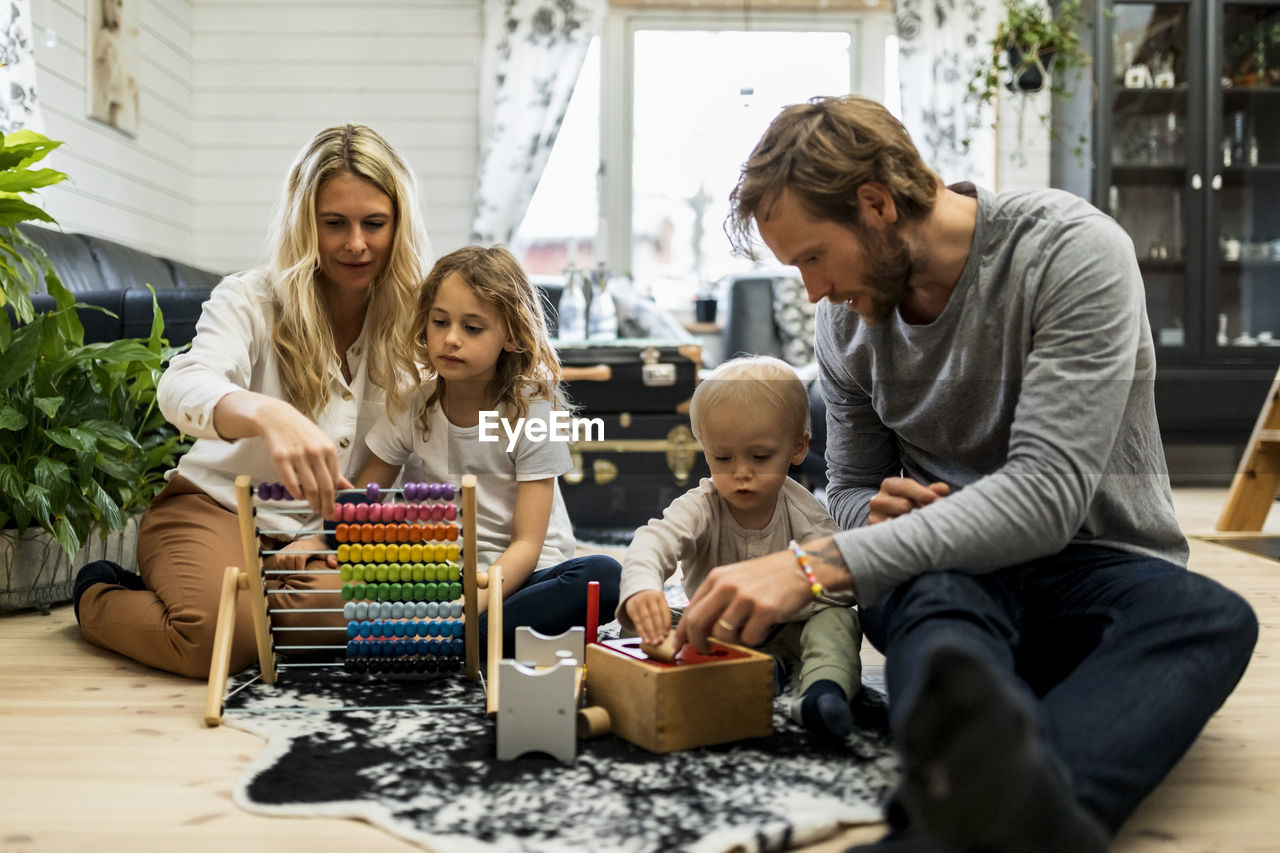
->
xmin=1092 ymin=0 xmax=1280 ymax=440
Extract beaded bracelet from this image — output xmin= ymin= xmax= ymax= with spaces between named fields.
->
xmin=788 ymin=539 xmax=825 ymax=601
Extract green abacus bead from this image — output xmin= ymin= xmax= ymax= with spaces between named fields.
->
xmin=373 ymin=565 xmax=387 ymax=583
xmin=424 ymin=581 xmax=437 ymax=601
xmin=353 ymin=582 xmax=367 ymax=600
xmin=341 ymin=583 xmax=354 ymax=601
xmin=447 ymin=564 xmax=460 ymax=582
xmin=414 ymin=582 xmax=427 ymax=600
xmin=340 ymin=565 xmax=352 ymax=582
xmin=392 ymin=582 xmax=404 ymax=601
xmin=411 ymin=564 xmax=425 ymax=583
xmin=433 ymin=563 xmax=447 ymax=582
xmin=387 ymin=564 xmax=401 ymax=583
xmin=449 ymin=581 xmax=462 ymax=600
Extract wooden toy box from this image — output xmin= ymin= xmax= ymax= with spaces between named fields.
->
xmin=583 ymin=638 xmax=773 ymax=753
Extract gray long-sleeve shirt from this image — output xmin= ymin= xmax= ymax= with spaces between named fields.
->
xmin=819 ymin=187 xmax=1188 ymax=606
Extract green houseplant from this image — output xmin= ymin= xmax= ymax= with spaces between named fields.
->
xmin=967 ymin=0 xmax=1092 ymax=158
xmin=0 ymin=129 xmax=190 ymax=611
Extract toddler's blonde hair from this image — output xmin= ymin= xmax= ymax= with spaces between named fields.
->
xmin=689 ymin=355 xmax=809 ymax=444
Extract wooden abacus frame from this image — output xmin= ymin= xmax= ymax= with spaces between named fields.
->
xmin=205 ymin=473 xmax=504 ymax=726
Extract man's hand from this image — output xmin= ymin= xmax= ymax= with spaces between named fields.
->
xmin=623 ymin=589 xmax=672 ymax=646
xmin=674 ymin=551 xmax=812 ymax=654
xmin=263 ymin=535 xmax=335 ymax=573
xmin=868 ymin=477 xmax=951 ymax=524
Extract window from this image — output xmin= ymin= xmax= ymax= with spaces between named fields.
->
xmin=513 ymin=9 xmax=895 ymax=313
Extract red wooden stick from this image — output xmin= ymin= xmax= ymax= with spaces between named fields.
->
xmin=586 ymin=580 xmax=599 ymax=645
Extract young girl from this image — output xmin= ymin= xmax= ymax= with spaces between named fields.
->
xmin=355 ymin=245 xmax=620 ymax=655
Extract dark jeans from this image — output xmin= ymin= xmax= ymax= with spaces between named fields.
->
xmin=860 ymin=544 xmax=1257 ymax=834
xmin=478 ymin=554 xmax=621 ymax=658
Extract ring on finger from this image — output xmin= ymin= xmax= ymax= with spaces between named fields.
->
xmin=716 ymin=617 xmax=737 ymax=632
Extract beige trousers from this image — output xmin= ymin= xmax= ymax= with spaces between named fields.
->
xmin=78 ymin=476 xmax=344 ymax=679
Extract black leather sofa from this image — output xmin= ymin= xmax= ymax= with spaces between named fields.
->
xmin=9 ymin=224 xmax=223 ymax=346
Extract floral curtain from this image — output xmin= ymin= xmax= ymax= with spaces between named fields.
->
xmin=0 ymin=0 xmax=41 ymax=134
xmin=470 ymin=0 xmax=605 ymax=246
xmin=893 ymin=0 xmax=998 ymax=187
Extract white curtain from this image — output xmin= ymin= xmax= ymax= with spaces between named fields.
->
xmin=0 ymin=0 xmax=42 ymax=133
xmin=894 ymin=0 xmax=998 ymax=187
xmin=470 ymin=0 xmax=605 ymax=246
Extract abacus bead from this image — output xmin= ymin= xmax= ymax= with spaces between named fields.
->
xmin=447 ymin=564 xmax=460 ymax=582
xmin=447 ymin=545 xmax=461 ymax=562
xmin=405 ymin=502 xmax=420 ymax=521
xmin=368 ymin=503 xmax=382 ymax=523
xmin=423 ymin=601 xmax=437 ymax=618
xmin=343 ymin=602 xmax=357 ymax=620
xmin=392 ymin=503 xmax=406 ymax=523
xmin=404 ymin=482 xmax=418 ymax=501
xmin=281 ymin=486 xmax=293 ymax=500
xmin=366 ymin=483 xmax=381 ymax=502
xmin=337 ymin=544 xmax=350 ymax=562
xmin=355 ymin=602 xmax=369 ymax=620
xmin=332 ymin=502 xmax=341 ymax=520
xmin=449 ymin=582 xmax=462 ymax=600
xmin=427 ymin=504 xmax=442 ymax=522
xmin=433 ymin=523 xmax=446 ymax=541
xmin=373 ymin=544 xmax=387 ymax=563
xmin=347 ymin=622 xmax=359 ymax=639
xmin=342 ymin=502 xmax=357 ymax=523
xmin=446 ymin=524 xmax=459 ymax=542
xmin=341 ymin=584 xmax=354 ymax=601
xmin=355 ymin=503 xmax=369 ymax=523
xmin=339 ymin=564 xmax=352 ymax=582
xmin=391 ymin=602 xmax=404 ymax=619
xmin=441 ymin=484 xmax=455 ymax=500
xmin=451 ymin=638 xmax=465 ymax=656
xmin=425 ymin=658 xmax=439 ymax=673
xmin=444 ymin=504 xmax=458 ymax=521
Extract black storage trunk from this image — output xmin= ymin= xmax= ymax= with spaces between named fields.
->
xmin=559 ymin=411 xmax=710 ymax=537
xmin=558 ymin=341 xmax=701 ymax=414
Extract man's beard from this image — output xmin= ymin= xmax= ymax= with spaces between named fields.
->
xmin=857 ymin=222 xmax=912 ymax=324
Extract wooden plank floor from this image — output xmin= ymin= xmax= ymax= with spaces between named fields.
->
xmin=0 ymin=487 xmax=1275 ymax=853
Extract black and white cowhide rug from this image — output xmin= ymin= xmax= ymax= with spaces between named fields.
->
xmin=223 ymin=658 xmax=897 ymax=853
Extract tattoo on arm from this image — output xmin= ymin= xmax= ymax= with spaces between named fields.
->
xmin=811 ymin=540 xmax=858 ymax=601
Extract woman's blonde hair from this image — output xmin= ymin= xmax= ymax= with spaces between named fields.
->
xmin=268 ymin=123 xmax=431 ymax=418
xmin=726 ymin=95 xmax=942 ymax=257
xmin=406 ymin=246 xmax=565 ymax=438
xmin=689 ymin=355 xmax=809 ymax=443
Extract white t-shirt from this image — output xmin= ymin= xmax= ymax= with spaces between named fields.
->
xmin=157 ymin=269 xmax=383 ymax=534
xmin=364 ymin=383 xmax=576 ymax=574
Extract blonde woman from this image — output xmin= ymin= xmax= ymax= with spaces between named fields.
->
xmin=74 ymin=124 xmax=431 ymax=678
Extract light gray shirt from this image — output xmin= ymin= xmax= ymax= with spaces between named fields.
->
xmin=818 ymin=187 xmax=1188 ymax=605
xmin=365 ymin=383 xmax=576 ymax=574
xmin=617 ymin=477 xmax=842 ymax=630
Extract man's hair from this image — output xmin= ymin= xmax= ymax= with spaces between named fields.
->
xmin=726 ymin=95 xmax=942 ymax=257
xmin=689 ymin=355 xmax=809 ymax=444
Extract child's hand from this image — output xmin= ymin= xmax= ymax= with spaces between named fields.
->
xmin=264 ymin=535 xmax=335 ymax=573
xmin=624 ymin=590 xmax=671 ymax=645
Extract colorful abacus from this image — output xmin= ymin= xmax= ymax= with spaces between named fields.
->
xmin=205 ymin=474 xmax=486 ymax=726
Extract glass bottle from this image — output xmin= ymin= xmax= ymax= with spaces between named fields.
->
xmin=557 ymin=266 xmax=588 ymax=341
xmin=586 ymin=262 xmax=618 ymax=340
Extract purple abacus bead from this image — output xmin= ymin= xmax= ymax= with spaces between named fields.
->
xmin=281 ymin=486 xmax=293 ymax=500
xmin=444 ymin=504 xmax=458 ymax=521
xmin=404 ymin=482 xmax=420 ymax=501
xmin=366 ymin=483 xmax=381 ymax=502
xmin=258 ymin=482 xmax=276 ymax=501
xmin=441 ymin=483 xmax=456 ymax=501
xmin=342 ymin=502 xmax=357 ymax=523
xmin=424 ymin=482 xmax=439 ymax=500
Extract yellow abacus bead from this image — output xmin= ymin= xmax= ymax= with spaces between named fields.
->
xmin=361 ymin=544 xmax=375 ymax=563
xmin=337 ymin=544 xmax=351 ymax=563
xmin=373 ymin=544 xmax=387 ymax=563
xmin=397 ymin=543 xmax=412 ymax=562
xmin=447 ymin=544 xmax=461 ymax=562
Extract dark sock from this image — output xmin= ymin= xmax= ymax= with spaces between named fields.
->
xmin=111 ymin=564 xmax=146 ymax=591
xmin=793 ymin=679 xmax=853 ymax=739
xmin=898 ymin=646 xmax=1109 ymax=853
xmin=843 ymin=824 xmax=944 ymax=852
xmin=73 ymin=559 xmax=125 ymax=624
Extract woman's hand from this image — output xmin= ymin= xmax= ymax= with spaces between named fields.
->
xmin=263 ymin=535 xmax=335 ymax=573
xmin=674 ymin=551 xmax=812 ymax=654
xmin=624 ymin=590 xmax=672 ymax=646
xmin=868 ymin=477 xmax=951 ymax=524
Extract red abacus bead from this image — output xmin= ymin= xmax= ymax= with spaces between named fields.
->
xmin=405 ymin=503 xmax=420 ymax=522
xmin=430 ymin=504 xmax=445 ymax=522
xmin=392 ymin=503 xmax=407 ymax=523
xmin=332 ymin=503 xmax=341 ymax=520
xmin=336 ymin=523 xmax=349 ymax=543
xmin=342 ymin=502 xmax=356 ymax=523
xmin=446 ymin=523 xmax=459 ymax=541
xmin=444 ymin=504 xmax=458 ymax=521
xmin=368 ymin=503 xmax=382 ymax=523
xmin=355 ymin=503 xmax=369 ymax=523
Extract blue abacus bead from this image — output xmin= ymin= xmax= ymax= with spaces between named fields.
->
xmin=452 ymin=638 xmax=465 ymax=656
xmin=425 ymin=620 xmax=439 ymax=638
xmin=413 ymin=620 xmax=427 ymax=638
xmin=359 ymin=621 xmax=372 ymax=638
xmin=425 ymin=639 xmax=440 ymax=655
xmin=346 ymin=640 xmax=359 ymax=657
xmin=366 ymin=482 xmax=381 ymax=502
xmin=393 ymin=621 xmax=406 ymax=638
xmin=453 ymin=621 xmax=465 ymax=639
xmin=347 ymin=622 xmax=358 ymax=639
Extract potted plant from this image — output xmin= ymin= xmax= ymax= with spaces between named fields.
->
xmin=0 ymin=129 xmax=190 ymax=612
xmin=966 ymin=0 xmax=1092 ymax=158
